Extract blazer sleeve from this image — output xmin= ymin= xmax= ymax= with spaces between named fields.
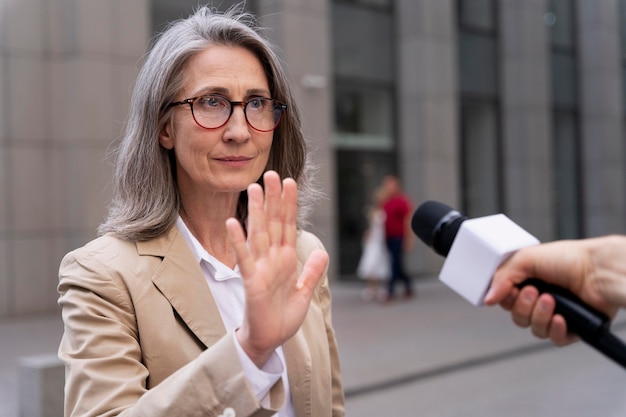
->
xmin=58 ymin=246 xmax=284 ymax=417
xmin=318 ymin=274 xmax=346 ymax=417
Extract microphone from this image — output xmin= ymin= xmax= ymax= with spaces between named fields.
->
xmin=412 ymin=200 xmax=626 ymax=369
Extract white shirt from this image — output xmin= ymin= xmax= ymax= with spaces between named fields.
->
xmin=176 ymin=216 xmax=294 ymax=416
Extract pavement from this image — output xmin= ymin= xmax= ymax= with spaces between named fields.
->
xmin=1 ymin=277 xmax=626 ymax=417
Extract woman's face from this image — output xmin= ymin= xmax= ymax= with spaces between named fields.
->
xmin=160 ymin=45 xmax=274 ymax=197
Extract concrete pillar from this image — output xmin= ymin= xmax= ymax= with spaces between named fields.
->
xmin=0 ymin=0 xmax=150 ymax=318
xmin=396 ymin=0 xmax=459 ymax=275
xmin=577 ymin=0 xmax=626 ymax=236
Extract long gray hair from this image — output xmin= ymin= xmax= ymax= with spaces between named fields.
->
xmin=99 ymin=5 xmax=319 ymax=241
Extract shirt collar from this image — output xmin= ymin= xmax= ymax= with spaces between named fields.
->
xmin=175 ymin=215 xmax=240 ymax=281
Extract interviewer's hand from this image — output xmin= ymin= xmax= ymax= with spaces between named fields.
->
xmin=484 ymin=236 xmax=626 ymax=346
xmin=226 ymin=170 xmax=328 ymax=367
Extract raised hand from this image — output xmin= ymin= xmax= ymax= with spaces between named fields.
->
xmin=226 ymin=170 xmax=329 ymax=367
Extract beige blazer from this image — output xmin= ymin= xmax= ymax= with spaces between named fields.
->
xmin=58 ymin=225 xmax=344 ymax=417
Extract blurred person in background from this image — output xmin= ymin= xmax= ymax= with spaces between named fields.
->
xmin=57 ymin=6 xmax=344 ymax=417
xmin=381 ymin=174 xmax=415 ymax=302
xmin=356 ymin=186 xmax=391 ymax=302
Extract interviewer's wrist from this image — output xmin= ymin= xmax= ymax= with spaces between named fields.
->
xmin=588 ymin=235 xmax=626 ymax=309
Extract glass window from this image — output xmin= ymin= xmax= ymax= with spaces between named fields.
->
xmin=458 ymin=0 xmax=495 ymax=31
xmin=333 ymin=84 xmax=394 ymax=150
xmin=332 ymin=1 xmax=395 ymax=278
xmin=549 ymin=0 xmax=581 ymax=238
xmin=458 ymin=32 xmax=498 ymax=97
xmin=620 ymin=0 xmax=626 ymax=110
xmin=333 ymin=3 xmax=393 ymax=83
xmin=548 ymin=0 xmax=575 ymax=49
xmin=336 ymin=150 xmax=394 ymax=275
xmin=553 ymin=111 xmax=581 ymax=238
xmin=457 ymin=0 xmax=501 ymax=217
xmin=338 ymin=0 xmax=392 ymax=9
xmin=460 ymin=100 xmax=500 ymax=217
xmin=551 ymin=52 xmax=578 ymax=108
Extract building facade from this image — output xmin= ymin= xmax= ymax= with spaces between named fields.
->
xmin=0 ymin=0 xmax=624 ymax=318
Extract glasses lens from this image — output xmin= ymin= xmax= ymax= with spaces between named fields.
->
xmin=190 ymin=95 xmax=286 ymax=131
xmin=191 ymin=95 xmax=231 ymax=129
xmin=245 ymin=98 xmax=285 ymax=132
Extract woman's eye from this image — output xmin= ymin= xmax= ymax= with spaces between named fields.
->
xmin=248 ymin=98 xmax=268 ymax=110
xmin=199 ymin=96 xmax=224 ymax=108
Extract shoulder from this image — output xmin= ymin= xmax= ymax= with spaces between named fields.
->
xmin=61 ymin=226 xmax=179 ymax=273
xmin=296 ymin=230 xmax=325 ymax=260
xmin=61 ymin=234 xmax=139 ymax=273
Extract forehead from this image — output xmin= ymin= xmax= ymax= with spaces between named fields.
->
xmin=180 ymin=45 xmax=269 ymax=95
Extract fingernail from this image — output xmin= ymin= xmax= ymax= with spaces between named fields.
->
xmin=539 ymin=297 xmax=551 ymax=312
xmin=522 ymin=289 xmax=535 ymax=303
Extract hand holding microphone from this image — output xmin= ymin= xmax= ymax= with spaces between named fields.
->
xmin=412 ymin=200 xmax=626 ymax=368
xmin=487 ymin=237 xmax=626 ymax=342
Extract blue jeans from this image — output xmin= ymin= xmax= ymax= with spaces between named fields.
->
xmin=386 ymin=237 xmax=413 ymax=297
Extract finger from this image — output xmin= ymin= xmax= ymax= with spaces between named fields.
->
xmin=529 ymin=293 xmax=556 ymax=339
xmin=282 ymin=178 xmax=298 ymax=247
xmin=510 ymin=285 xmax=539 ymax=328
xmin=486 ymin=262 xmax=527 ymax=305
xmin=296 ymin=249 xmax=329 ymax=291
xmin=548 ymin=315 xmax=579 ymax=346
xmin=498 ymin=287 xmax=520 ymax=311
xmin=263 ymin=171 xmax=283 ymax=246
xmin=246 ymin=183 xmax=269 ymax=258
xmin=226 ymin=218 xmax=256 ymax=278
xmin=484 ymin=280 xmax=515 ymax=305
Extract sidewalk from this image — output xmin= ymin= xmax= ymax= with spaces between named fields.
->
xmin=1 ymin=278 xmax=625 ymax=417
xmin=333 ymin=278 xmax=626 ymax=416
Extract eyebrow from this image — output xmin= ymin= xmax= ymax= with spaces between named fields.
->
xmin=192 ymin=86 xmax=272 ymax=98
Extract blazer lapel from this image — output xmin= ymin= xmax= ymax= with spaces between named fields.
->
xmin=139 ymin=226 xmax=226 ymax=348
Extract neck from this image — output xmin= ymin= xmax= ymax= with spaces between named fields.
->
xmin=179 ymin=193 xmax=241 ymax=267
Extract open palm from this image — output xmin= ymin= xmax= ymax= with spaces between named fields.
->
xmin=226 ymin=170 xmax=329 ymax=367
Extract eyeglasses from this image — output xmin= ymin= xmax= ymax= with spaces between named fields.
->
xmin=165 ymin=94 xmax=287 ymax=132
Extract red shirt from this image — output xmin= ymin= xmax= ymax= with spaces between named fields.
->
xmin=383 ymin=194 xmax=411 ymax=238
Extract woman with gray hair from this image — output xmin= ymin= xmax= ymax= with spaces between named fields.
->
xmin=57 ymin=5 xmax=344 ymax=417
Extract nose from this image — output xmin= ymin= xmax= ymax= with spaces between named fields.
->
xmin=223 ymin=104 xmax=250 ymax=143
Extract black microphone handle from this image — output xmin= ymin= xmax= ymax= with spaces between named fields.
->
xmin=518 ymin=278 xmax=626 ymax=369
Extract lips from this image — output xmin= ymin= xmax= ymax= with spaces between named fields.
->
xmin=214 ymin=155 xmax=254 ymax=168
xmin=216 ymin=155 xmax=252 ymax=162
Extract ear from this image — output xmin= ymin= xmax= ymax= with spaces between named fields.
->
xmin=159 ymin=121 xmax=174 ymax=150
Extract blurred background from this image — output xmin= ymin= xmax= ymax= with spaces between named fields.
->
xmin=1 ymin=0 xmax=626 ymax=415
xmin=2 ymin=0 xmax=626 ymax=317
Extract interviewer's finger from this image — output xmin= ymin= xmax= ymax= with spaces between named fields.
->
xmin=510 ymin=285 xmax=539 ymax=328
xmin=485 ymin=280 xmax=516 ymax=306
xmin=529 ymin=293 xmax=556 ymax=339
xmin=548 ymin=315 xmax=579 ymax=346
